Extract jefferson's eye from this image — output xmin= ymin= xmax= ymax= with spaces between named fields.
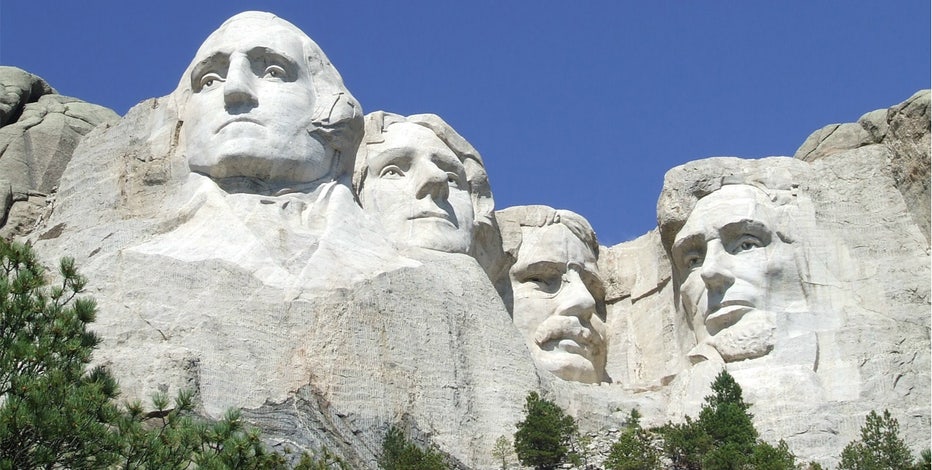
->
xmin=379 ymin=165 xmax=404 ymax=178
xmin=683 ymin=254 xmax=703 ymax=270
xmin=263 ymin=65 xmax=286 ymax=80
xmin=199 ymin=72 xmax=224 ymax=90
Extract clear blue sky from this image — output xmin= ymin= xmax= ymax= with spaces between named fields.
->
xmin=1 ymin=1 xmax=929 ymax=245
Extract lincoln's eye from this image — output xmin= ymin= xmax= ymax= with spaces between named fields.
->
xmin=735 ymin=235 xmax=763 ymax=253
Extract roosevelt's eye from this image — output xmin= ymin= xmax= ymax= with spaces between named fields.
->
xmin=518 ymin=270 xmax=563 ymax=295
xmin=263 ymin=65 xmax=286 ymax=80
xmin=379 ymin=165 xmax=404 ymax=178
xmin=199 ymin=72 xmax=224 ymax=90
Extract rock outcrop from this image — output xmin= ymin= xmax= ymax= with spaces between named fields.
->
xmin=0 ymin=66 xmax=119 ymax=238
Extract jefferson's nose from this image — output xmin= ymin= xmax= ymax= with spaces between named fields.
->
xmin=555 ymin=269 xmax=595 ymax=321
xmin=414 ymin=163 xmax=450 ymax=201
xmin=224 ymin=55 xmax=258 ymax=109
xmin=700 ymin=241 xmax=735 ymax=291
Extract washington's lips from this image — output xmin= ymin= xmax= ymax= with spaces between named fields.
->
xmin=408 ymin=210 xmax=452 ymax=224
xmin=216 ymin=116 xmax=263 ymax=132
xmin=705 ymin=300 xmax=754 ymax=330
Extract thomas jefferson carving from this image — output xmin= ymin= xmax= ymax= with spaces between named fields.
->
xmin=355 ymin=112 xmax=494 ymax=255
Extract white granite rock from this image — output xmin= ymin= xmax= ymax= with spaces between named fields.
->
xmin=29 ymin=12 xmax=540 ymax=469
xmin=4 ymin=10 xmax=928 ymax=468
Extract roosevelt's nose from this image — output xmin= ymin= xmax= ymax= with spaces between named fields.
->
xmin=555 ymin=269 xmax=596 ymax=321
xmin=414 ymin=163 xmax=450 ymax=201
xmin=699 ymin=241 xmax=735 ymax=290
xmin=224 ymin=55 xmax=258 ymax=109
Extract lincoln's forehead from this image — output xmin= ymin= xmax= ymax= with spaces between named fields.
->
xmin=678 ymin=184 xmax=773 ymax=238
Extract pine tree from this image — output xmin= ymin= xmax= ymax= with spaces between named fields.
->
xmin=839 ymin=409 xmax=916 ymax=470
xmin=604 ymin=409 xmax=661 ymax=470
xmin=0 ymin=239 xmax=345 ymax=469
xmin=658 ymin=369 xmax=796 ymax=470
xmin=379 ymin=425 xmax=448 ymax=470
xmin=513 ymin=391 xmax=577 ymax=470
xmin=0 ymin=240 xmax=122 ymax=468
xmin=491 ymin=435 xmax=513 ymax=469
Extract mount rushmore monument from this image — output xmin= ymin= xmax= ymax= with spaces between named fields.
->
xmin=0 ymin=11 xmax=928 ymax=469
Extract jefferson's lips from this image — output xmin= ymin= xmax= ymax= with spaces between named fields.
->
xmin=216 ymin=117 xmax=263 ymax=132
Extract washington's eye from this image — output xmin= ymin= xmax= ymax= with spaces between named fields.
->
xmin=446 ymin=172 xmax=462 ymax=185
xmin=263 ymin=65 xmax=286 ymax=80
xmin=198 ymin=72 xmax=224 ymax=90
xmin=379 ymin=165 xmax=404 ymax=178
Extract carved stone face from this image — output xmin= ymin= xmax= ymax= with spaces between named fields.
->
xmin=182 ymin=15 xmax=330 ymax=185
xmin=672 ymin=184 xmax=794 ymax=361
xmin=360 ymin=122 xmax=474 ymax=253
xmin=509 ymin=223 xmax=606 ymax=383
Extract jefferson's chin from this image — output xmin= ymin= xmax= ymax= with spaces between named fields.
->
xmin=708 ymin=309 xmax=776 ymax=362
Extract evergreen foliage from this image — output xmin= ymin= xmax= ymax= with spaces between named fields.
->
xmin=658 ymin=369 xmax=796 ymax=470
xmin=491 ymin=435 xmax=513 ymax=469
xmin=513 ymin=391 xmax=577 ymax=470
xmin=838 ymin=409 xmax=917 ymax=470
xmin=0 ymin=241 xmax=122 ymax=468
xmin=0 ymin=239 xmax=344 ymax=469
xmin=379 ymin=425 xmax=448 ymax=470
xmin=604 ymin=409 xmax=661 ymax=470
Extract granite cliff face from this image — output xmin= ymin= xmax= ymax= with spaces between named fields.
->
xmin=2 ymin=12 xmax=928 ymax=469
xmin=0 ymin=66 xmax=119 ymax=238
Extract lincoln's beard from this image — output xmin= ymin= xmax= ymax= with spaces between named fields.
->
xmin=707 ymin=309 xmax=776 ymax=362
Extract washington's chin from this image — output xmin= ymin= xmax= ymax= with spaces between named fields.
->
xmin=533 ymin=348 xmax=604 ymax=384
xmin=188 ymin=148 xmax=331 ymax=183
xmin=401 ymin=223 xmax=471 ymax=254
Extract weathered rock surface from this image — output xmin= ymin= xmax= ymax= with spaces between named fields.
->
xmin=3 ymin=18 xmax=927 ymax=468
xmin=602 ymin=90 xmax=930 ymax=467
xmin=0 ymin=66 xmax=119 ymax=238
xmin=31 ymin=84 xmax=541 ymax=469
xmin=795 ymin=90 xmax=930 ymax=243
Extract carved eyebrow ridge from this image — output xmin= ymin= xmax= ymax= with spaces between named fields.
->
xmin=190 ymin=52 xmax=230 ymax=91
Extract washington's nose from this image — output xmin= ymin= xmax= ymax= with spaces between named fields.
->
xmin=223 ymin=56 xmax=258 ymax=109
xmin=556 ymin=269 xmax=596 ymax=321
xmin=414 ymin=164 xmax=450 ymax=201
xmin=699 ymin=242 xmax=735 ymax=290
